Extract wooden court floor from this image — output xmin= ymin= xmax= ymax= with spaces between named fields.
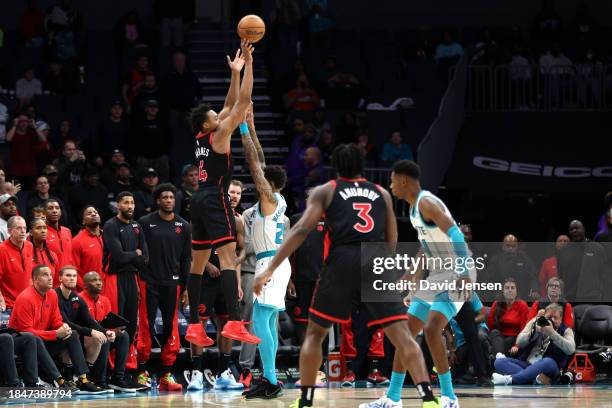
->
xmin=5 ymin=385 xmax=612 ymax=408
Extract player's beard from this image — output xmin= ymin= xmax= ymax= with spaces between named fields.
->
xmin=119 ymin=210 xmax=133 ymax=221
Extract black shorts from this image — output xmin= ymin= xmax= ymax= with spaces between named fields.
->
xmin=199 ymin=273 xmax=228 ymax=320
xmin=309 ymin=245 xmax=408 ymax=329
xmin=191 ymin=188 xmax=236 ymax=250
xmin=290 ymin=280 xmax=316 ymax=323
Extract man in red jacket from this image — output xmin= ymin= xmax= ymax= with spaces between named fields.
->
xmin=9 ymin=264 xmax=103 ymax=393
xmin=0 ymin=216 xmax=33 ymax=310
xmin=72 ymin=206 xmax=104 ymax=291
xmin=44 ymin=198 xmax=74 ymax=270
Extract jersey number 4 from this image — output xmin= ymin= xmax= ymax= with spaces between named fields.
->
xmin=353 ymin=203 xmax=374 ymax=233
xmin=198 ymin=160 xmax=208 ymax=182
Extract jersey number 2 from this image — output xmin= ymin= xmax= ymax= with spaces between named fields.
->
xmin=353 ymin=203 xmax=374 ymax=233
xmin=198 ymin=160 xmax=208 ymax=182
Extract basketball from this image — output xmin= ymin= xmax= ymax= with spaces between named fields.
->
xmin=237 ymin=14 xmax=266 ymax=43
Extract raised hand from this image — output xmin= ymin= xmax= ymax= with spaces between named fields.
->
xmin=227 ymin=48 xmax=245 ymax=73
xmin=240 ymin=39 xmax=255 ymax=64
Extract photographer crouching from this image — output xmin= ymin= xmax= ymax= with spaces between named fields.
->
xmin=492 ymin=303 xmax=575 ymax=385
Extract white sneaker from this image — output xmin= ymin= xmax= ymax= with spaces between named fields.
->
xmin=203 ymin=369 xmax=216 ymax=387
xmin=495 ymin=353 xmax=507 ymax=360
xmin=358 ymin=395 xmax=403 ymax=408
xmin=185 ymin=370 xmax=204 ymax=391
xmin=492 ymin=373 xmax=512 ymax=386
xmin=214 ymin=369 xmax=244 ymax=390
xmin=441 ymin=396 xmax=459 ymax=408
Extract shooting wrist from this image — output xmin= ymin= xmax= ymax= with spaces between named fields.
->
xmin=239 ymin=122 xmax=249 ymax=135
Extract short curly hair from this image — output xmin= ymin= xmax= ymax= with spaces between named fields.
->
xmin=189 ymin=103 xmax=212 ymax=132
xmin=264 ymin=166 xmax=287 ymax=190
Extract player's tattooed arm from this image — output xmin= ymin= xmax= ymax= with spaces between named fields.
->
xmin=241 ymin=131 xmax=276 ymax=205
xmin=418 ymin=197 xmax=455 ymax=233
xmin=245 ymin=103 xmax=265 ymax=164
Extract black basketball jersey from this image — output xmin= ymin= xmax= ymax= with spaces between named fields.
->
xmin=324 ymin=178 xmax=386 ymax=246
xmin=195 ymin=131 xmax=233 ymax=190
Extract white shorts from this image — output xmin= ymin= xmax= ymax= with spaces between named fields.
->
xmin=254 ymin=257 xmax=291 ymax=310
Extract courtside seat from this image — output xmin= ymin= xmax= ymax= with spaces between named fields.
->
xmin=576 ymin=305 xmax=612 ymax=354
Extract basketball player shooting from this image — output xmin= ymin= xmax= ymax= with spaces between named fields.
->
xmin=254 ymin=145 xmax=440 ymax=408
xmin=184 ymin=39 xmax=260 ymax=347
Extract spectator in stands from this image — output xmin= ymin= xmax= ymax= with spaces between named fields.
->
xmin=100 ymin=149 xmax=126 ymax=186
xmin=335 ymin=112 xmax=360 ymax=145
xmin=44 ymin=61 xmax=77 ymax=95
xmin=435 ymin=31 xmax=463 ymax=62
xmin=29 ymin=217 xmax=60 ymax=287
xmin=72 ymin=206 xmax=104 ymax=290
xmin=284 ymin=74 xmax=320 ymax=115
xmin=312 ymin=108 xmax=331 ymax=134
xmin=539 ymin=43 xmax=573 ymax=75
xmin=493 ymin=303 xmax=575 ymax=385
xmin=42 ymin=164 xmax=61 ymax=198
xmin=270 ymin=0 xmax=301 ymax=64
xmin=485 ymin=234 xmax=539 ymax=300
xmin=175 ymin=164 xmax=197 ymax=222
xmin=487 ymin=277 xmax=529 ymax=356
xmin=163 ymin=50 xmax=202 ymax=113
xmin=508 ymin=46 xmax=533 ymax=109
xmin=0 ymin=193 xmax=17 ymax=242
xmin=557 ymin=219 xmax=607 ymax=302
xmin=134 ymin=168 xmax=159 ymax=220
xmin=131 ymin=72 xmax=165 ymax=120
xmin=326 ymin=69 xmax=362 ymax=110
xmin=68 ymin=166 xmax=110 ymax=226
xmin=595 ymin=210 xmax=612 ymax=271
xmin=529 ymin=277 xmax=574 ymax=329
xmin=113 ymin=10 xmax=148 ymax=52
xmin=16 ymin=68 xmax=42 ymax=106
xmin=44 ymin=198 xmax=74 ymax=272
xmin=21 ymin=0 xmax=46 ymax=48
xmin=121 ymin=55 xmax=150 ymax=110
xmin=355 ymin=132 xmax=378 ymax=167
xmin=381 ymin=131 xmax=414 ymax=164
xmin=34 ymin=121 xmax=54 ymax=173
xmin=0 ymin=98 xmax=8 ymax=143
xmin=54 ymin=140 xmax=86 ymax=194
xmin=95 ymin=101 xmax=130 ymax=160
xmin=107 ymin=162 xmax=134 ymax=202
xmin=53 ymin=119 xmax=75 ymax=150
xmin=0 ymin=216 xmax=34 ymax=309
xmin=155 ymin=0 xmax=186 ymax=47
xmin=533 ymin=0 xmax=562 ymax=44
xmin=471 ymin=29 xmax=498 ymax=66
xmin=304 ymin=146 xmax=324 ymax=190
xmin=130 ymin=100 xmax=170 ymax=182
xmin=595 ymin=192 xmax=612 ymax=239
xmin=79 ymin=271 xmax=139 ymax=392
xmin=7 ymin=113 xmax=46 ymax=185
xmin=538 ymin=234 xmax=570 ymax=295
xmin=306 ymin=2 xmax=332 ymax=59
xmin=9 ymin=264 xmax=103 ymax=393
xmin=26 ymin=175 xmax=69 ymax=226
xmin=317 ymin=128 xmax=336 ymax=164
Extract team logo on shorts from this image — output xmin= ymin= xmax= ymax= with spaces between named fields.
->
xmin=293 ymin=306 xmax=302 ymax=317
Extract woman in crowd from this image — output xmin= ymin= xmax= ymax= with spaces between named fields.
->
xmin=529 ymin=277 xmax=574 ymax=328
xmin=487 ymin=278 xmax=529 ymax=356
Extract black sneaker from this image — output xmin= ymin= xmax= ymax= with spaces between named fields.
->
xmin=57 ymin=379 xmax=79 ymax=393
xmin=95 ymin=382 xmax=115 ymax=394
xmin=76 ymin=378 xmax=106 ymax=395
xmin=476 ymin=376 xmax=494 ymax=387
xmin=109 ymin=377 xmax=140 ymax=393
xmin=127 ymin=375 xmax=150 ymax=392
xmin=244 ymin=378 xmax=283 ymax=400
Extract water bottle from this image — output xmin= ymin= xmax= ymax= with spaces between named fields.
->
xmin=150 ymin=374 xmax=158 ymax=390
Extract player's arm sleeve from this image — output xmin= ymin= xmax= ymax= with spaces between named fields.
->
xmin=180 ymin=223 xmax=192 ymax=286
xmin=103 ymin=222 xmax=139 ymax=265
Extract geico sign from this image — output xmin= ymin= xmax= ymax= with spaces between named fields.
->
xmin=473 ymin=156 xmax=612 ymax=178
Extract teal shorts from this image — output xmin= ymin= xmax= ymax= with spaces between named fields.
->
xmin=407 ymin=292 xmax=461 ymax=323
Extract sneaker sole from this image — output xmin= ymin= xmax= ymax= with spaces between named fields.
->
xmin=220 ymin=330 xmax=261 ymax=344
xmin=108 ymin=385 xmax=138 ymax=393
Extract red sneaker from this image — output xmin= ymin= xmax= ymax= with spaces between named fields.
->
xmin=239 ymin=368 xmax=253 ymax=388
xmin=221 ymin=320 xmax=261 ymax=344
xmin=185 ymin=323 xmax=214 ymax=347
xmin=159 ymin=373 xmax=183 ymax=391
xmin=368 ymin=369 xmax=390 ymax=385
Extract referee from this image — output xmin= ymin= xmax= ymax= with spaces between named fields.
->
xmin=103 ymin=191 xmax=149 ymax=377
xmin=137 ymin=183 xmax=190 ymax=391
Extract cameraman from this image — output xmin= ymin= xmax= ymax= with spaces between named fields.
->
xmin=492 ymin=303 xmax=575 ymax=385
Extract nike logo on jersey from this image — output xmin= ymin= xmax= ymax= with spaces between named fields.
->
xmin=339 ymin=187 xmax=380 ymax=201
xmin=88 ymin=244 xmax=95 ymax=248
xmin=150 ymin=224 xmax=157 ymax=228
xmin=10 ymin=258 xmax=15 ymax=262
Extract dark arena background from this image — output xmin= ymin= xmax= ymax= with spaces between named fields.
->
xmin=0 ymin=0 xmax=611 ymax=407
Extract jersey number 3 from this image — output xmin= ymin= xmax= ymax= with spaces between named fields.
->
xmin=198 ymin=160 xmax=208 ymax=182
xmin=353 ymin=203 xmax=374 ymax=233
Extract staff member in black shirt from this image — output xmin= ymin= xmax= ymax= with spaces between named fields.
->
xmin=103 ymin=191 xmax=149 ymax=378
xmin=55 ymin=265 xmax=115 ymax=392
xmin=137 ymin=183 xmax=190 ymax=391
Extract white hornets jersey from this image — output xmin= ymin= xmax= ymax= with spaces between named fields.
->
xmin=251 ymin=193 xmax=289 ymax=258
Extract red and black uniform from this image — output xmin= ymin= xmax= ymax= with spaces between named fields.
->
xmin=46 ymin=223 xmax=74 ymax=271
xmin=289 ymin=213 xmax=325 ymax=323
xmin=309 ymin=178 xmax=408 ymax=328
xmin=0 ymin=239 xmax=34 ymax=309
xmin=30 ymin=240 xmax=60 ymax=287
xmin=102 ymin=216 xmax=149 ymax=369
xmin=72 ymin=229 xmax=104 ymax=291
xmin=191 ymin=130 xmax=235 ymax=250
xmin=136 ymin=212 xmax=190 ymax=367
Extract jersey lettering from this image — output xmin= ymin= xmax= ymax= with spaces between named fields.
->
xmin=352 ymin=203 xmax=374 ymax=233
xmin=198 ymin=160 xmax=208 ymax=183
